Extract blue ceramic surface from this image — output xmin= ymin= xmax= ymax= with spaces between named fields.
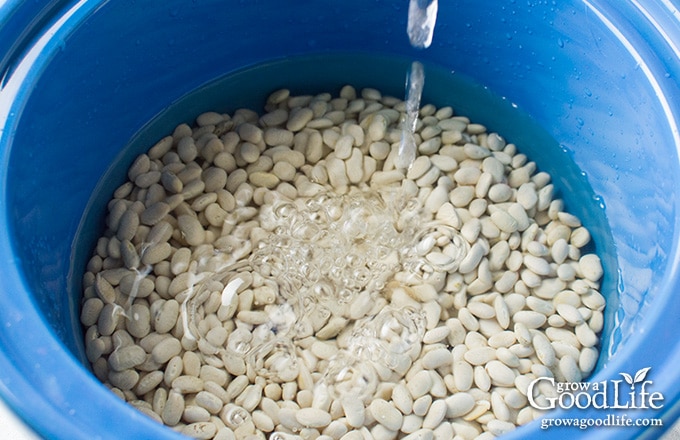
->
xmin=1 ymin=0 xmax=679 ymax=438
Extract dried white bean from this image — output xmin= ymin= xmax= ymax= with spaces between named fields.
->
xmin=487 ymin=419 xmax=515 ymax=436
xmin=412 ymin=395 xmax=432 ymax=417
xmin=513 ymin=310 xmax=547 ymax=329
xmin=579 ymin=254 xmax=603 ymax=282
xmin=109 ymin=345 xmax=146 ymax=372
xmin=532 ymin=332 xmax=556 ymax=367
xmin=368 ymin=399 xmax=402 ymax=431
xmin=422 ymin=348 xmax=452 ymax=370
xmin=490 ymin=210 xmax=518 ymax=233
xmin=342 ymin=398 xmax=365 ymax=428
xmin=463 ymin=347 xmax=496 ymax=366
xmin=485 ymin=360 xmax=516 ymax=387
xmin=295 ymin=408 xmax=332 ymax=429
xmin=421 ymin=399 xmax=446 ymax=430
xmin=423 ymin=326 xmax=450 ymax=345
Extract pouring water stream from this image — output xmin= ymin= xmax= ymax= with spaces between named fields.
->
xmin=397 ymin=0 xmax=439 ymax=170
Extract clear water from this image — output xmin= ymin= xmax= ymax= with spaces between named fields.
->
xmin=407 ymin=0 xmax=439 ymax=49
xmin=398 ymin=0 xmax=437 ymax=170
xmin=396 ymin=61 xmax=425 ymax=170
xmin=170 ymin=186 xmax=468 ymax=400
xmin=244 ymin=188 xmax=464 ymax=399
xmin=73 ymin=52 xmax=616 ymax=374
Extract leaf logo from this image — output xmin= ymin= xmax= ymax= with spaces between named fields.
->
xmin=620 ymin=367 xmax=651 ymax=390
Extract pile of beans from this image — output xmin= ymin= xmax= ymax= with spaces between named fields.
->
xmin=81 ymin=85 xmax=605 ymax=440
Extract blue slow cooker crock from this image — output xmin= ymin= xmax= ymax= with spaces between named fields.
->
xmin=1 ymin=0 xmax=680 ymax=438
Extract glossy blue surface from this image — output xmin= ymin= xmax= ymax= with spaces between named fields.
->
xmin=0 ymin=0 xmax=679 ymax=439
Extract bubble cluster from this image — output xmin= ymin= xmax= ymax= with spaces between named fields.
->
xmin=250 ymin=187 xmax=424 ymax=316
xmin=174 ymin=186 xmax=471 ymax=395
xmin=401 ymin=222 xmax=470 ymax=282
xmin=321 ymin=305 xmax=426 ymax=402
xmin=249 ymin=337 xmax=299 ymax=383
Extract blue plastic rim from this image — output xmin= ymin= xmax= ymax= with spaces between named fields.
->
xmin=1 ymin=0 xmax=680 ymax=439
